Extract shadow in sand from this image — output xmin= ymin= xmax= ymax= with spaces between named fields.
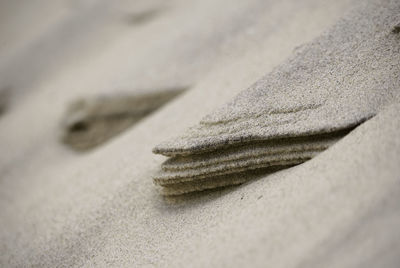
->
xmin=161 ymin=165 xmax=296 ymax=206
xmin=123 ymin=8 xmax=165 ymax=26
xmin=62 ymin=87 xmax=187 ymax=151
xmin=0 ymin=86 xmax=11 ymax=117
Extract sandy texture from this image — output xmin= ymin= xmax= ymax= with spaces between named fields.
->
xmin=155 ymin=152 xmax=318 ymax=185
xmin=154 ymin=0 xmax=400 ymax=155
xmin=62 ymin=88 xmax=185 ymax=151
xmin=161 ymin=137 xmax=336 ymax=170
xmin=154 ymin=0 xmax=400 ymax=195
xmin=160 ymin=167 xmax=288 ymax=196
xmin=3 ymin=0 xmax=399 ymax=267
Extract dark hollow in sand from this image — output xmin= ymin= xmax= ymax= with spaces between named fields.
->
xmin=62 ymin=87 xmax=186 ymax=151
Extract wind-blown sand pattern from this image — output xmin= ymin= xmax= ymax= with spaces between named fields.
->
xmin=153 ymin=0 xmax=400 ymax=195
xmin=1 ymin=0 xmax=399 ymax=267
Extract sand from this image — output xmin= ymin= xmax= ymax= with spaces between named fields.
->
xmin=62 ymin=88 xmax=185 ymax=151
xmin=153 ymin=0 xmax=400 ymax=194
xmin=1 ymin=0 xmax=399 ymax=267
xmin=155 ymin=0 xmax=400 ymax=154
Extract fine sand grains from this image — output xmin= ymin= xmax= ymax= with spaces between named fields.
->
xmin=153 ymin=0 xmax=400 ymax=195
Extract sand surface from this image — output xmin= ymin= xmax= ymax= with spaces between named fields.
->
xmin=1 ymin=0 xmax=399 ymax=267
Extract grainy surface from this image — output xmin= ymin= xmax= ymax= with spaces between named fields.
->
xmin=154 ymin=0 xmax=400 ymax=195
xmin=154 ymin=0 xmax=400 ymax=155
xmin=62 ymin=88 xmax=185 ymax=151
xmin=2 ymin=0 xmax=399 ymax=267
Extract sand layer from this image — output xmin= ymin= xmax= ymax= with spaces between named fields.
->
xmin=1 ymin=0 xmax=399 ymax=267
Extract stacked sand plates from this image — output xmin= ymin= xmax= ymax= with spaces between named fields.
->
xmin=153 ymin=0 xmax=400 ymax=196
xmin=154 ymin=134 xmax=343 ymax=196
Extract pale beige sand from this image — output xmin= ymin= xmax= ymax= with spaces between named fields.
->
xmin=62 ymin=88 xmax=185 ymax=151
xmin=3 ymin=0 xmax=398 ymax=267
xmin=161 ymin=142 xmax=330 ymax=171
xmin=160 ymin=166 xmax=289 ymax=196
xmin=0 ymin=0 xmax=171 ymax=100
xmin=2 ymin=87 xmax=398 ymax=267
xmin=154 ymin=152 xmax=318 ymax=185
xmin=153 ymin=0 xmax=400 ymax=196
xmin=0 ymin=0 xmax=352 ymax=173
xmin=154 ymin=0 xmax=400 ymax=155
